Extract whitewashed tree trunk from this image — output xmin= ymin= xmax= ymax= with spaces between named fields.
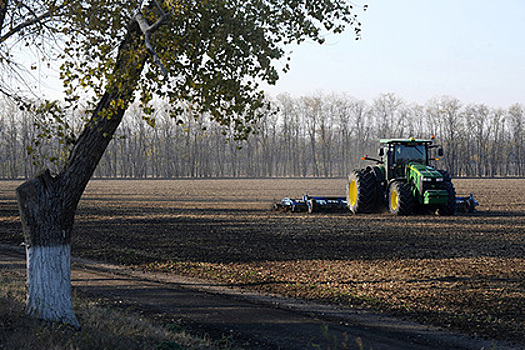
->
xmin=17 ymin=170 xmax=79 ymax=327
xmin=25 ymin=244 xmax=78 ymax=327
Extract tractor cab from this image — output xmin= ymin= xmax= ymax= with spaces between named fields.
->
xmin=379 ymin=138 xmax=442 ymax=180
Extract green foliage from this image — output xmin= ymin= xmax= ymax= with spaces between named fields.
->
xmin=23 ymin=99 xmax=78 ymax=172
xmin=54 ymin=0 xmax=364 ymax=141
xmin=2 ymin=0 xmax=365 ymax=142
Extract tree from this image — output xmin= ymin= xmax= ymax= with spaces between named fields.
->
xmin=276 ymin=93 xmax=299 ymax=176
xmin=426 ymin=96 xmax=463 ymax=176
xmin=2 ymin=0 xmax=365 ymax=326
xmin=508 ymin=104 xmax=524 ymax=176
xmin=369 ymin=93 xmax=405 ymax=138
xmin=488 ymin=108 xmax=505 ymax=177
xmin=302 ymin=95 xmax=321 ymax=176
xmin=318 ymin=94 xmax=335 ymax=177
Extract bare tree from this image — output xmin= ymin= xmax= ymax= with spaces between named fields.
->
xmin=508 ymin=104 xmax=524 ymax=176
xmin=426 ymin=96 xmax=463 ymax=176
xmin=369 ymin=93 xmax=404 ymax=138
xmin=319 ymin=95 xmax=335 ymax=177
xmin=488 ymin=108 xmax=506 ymax=176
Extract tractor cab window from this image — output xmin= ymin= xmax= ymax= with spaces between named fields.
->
xmin=394 ymin=144 xmax=427 ymax=165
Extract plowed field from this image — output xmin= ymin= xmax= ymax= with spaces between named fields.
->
xmin=0 ymin=178 xmax=523 ymax=342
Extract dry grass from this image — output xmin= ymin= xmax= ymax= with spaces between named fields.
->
xmin=0 ymin=269 xmax=221 ymax=350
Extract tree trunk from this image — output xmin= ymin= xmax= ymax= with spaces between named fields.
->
xmin=16 ymin=17 xmax=147 ymax=326
xmin=17 ymin=170 xmax=79 ymax=326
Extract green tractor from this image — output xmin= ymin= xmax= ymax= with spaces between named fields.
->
xmin=346 ymin=137 xmax=456 ymax=215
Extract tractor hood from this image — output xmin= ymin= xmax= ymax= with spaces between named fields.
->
xmin=406 ymin=162 xmax=443 ymax=180
xmin=406 ymin=162 xmax=448 ymax=205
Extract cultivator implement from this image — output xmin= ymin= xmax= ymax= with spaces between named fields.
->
xmin=274 ymin=193 xmax=347 ymax=213
xmin=275 ymin=192 xmax=478 ymax=214
xmin=455 ymin=193 xmax=479 ymax=213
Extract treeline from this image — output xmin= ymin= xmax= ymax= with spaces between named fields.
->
xmin=0 ymin=93 xmax=524 ymax=179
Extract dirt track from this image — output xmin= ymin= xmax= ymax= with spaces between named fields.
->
xmin=0 ymin=178 xmax=523 ymax=346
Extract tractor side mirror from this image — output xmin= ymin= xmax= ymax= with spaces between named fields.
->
xmin=378 ymin=148 xmax=384 ymax=157
xmin=438 ymin=148 xmax=444 ymax=157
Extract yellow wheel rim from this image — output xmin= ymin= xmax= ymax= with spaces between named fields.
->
xmin=390 ymin=189 xmax=399 ymax=211
xmin=348 ymin=180 xmax=358 ymax=206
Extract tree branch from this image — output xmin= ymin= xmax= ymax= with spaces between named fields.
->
xmin=134 ymin=0 xmax=169 ymax=77
xmin=0 ymin=6 xmax=57 ymax=44
xmin=0 ymin=84 xmax=14 ymax=99
xmin=0 ymin=0 xmax=8 ymax=36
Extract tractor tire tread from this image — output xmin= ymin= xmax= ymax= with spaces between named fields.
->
xmin=389 ymin=180 xmax=414 ymax=215
xmin=437 ymin=180 xmax=456 ymax=216
xmin=347 ymin=169 xmax=376 ymax=214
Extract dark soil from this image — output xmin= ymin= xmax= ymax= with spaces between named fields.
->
xmin=0 ymin=178 xmax=523 ymax=343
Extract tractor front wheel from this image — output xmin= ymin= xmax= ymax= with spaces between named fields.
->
xmin=436 ymin=181 xmax=456 ymax=216
xmin=389 ymin=181 xmax=414 ymax=215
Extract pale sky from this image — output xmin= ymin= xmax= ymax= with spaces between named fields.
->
xmin=264 ymin=0 xmax=525 ymax=107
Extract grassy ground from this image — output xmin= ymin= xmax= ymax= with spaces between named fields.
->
xmin=0 ymin=268 xmax=227 ymax=350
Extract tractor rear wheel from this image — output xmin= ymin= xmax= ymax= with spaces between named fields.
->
xmin=389 ymin=181 xmax=414 ymax=215
xmin=437 ymin=180 xmax=456 ymax=216
xmin=346 ymin=170 xmax=376 ymax=214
